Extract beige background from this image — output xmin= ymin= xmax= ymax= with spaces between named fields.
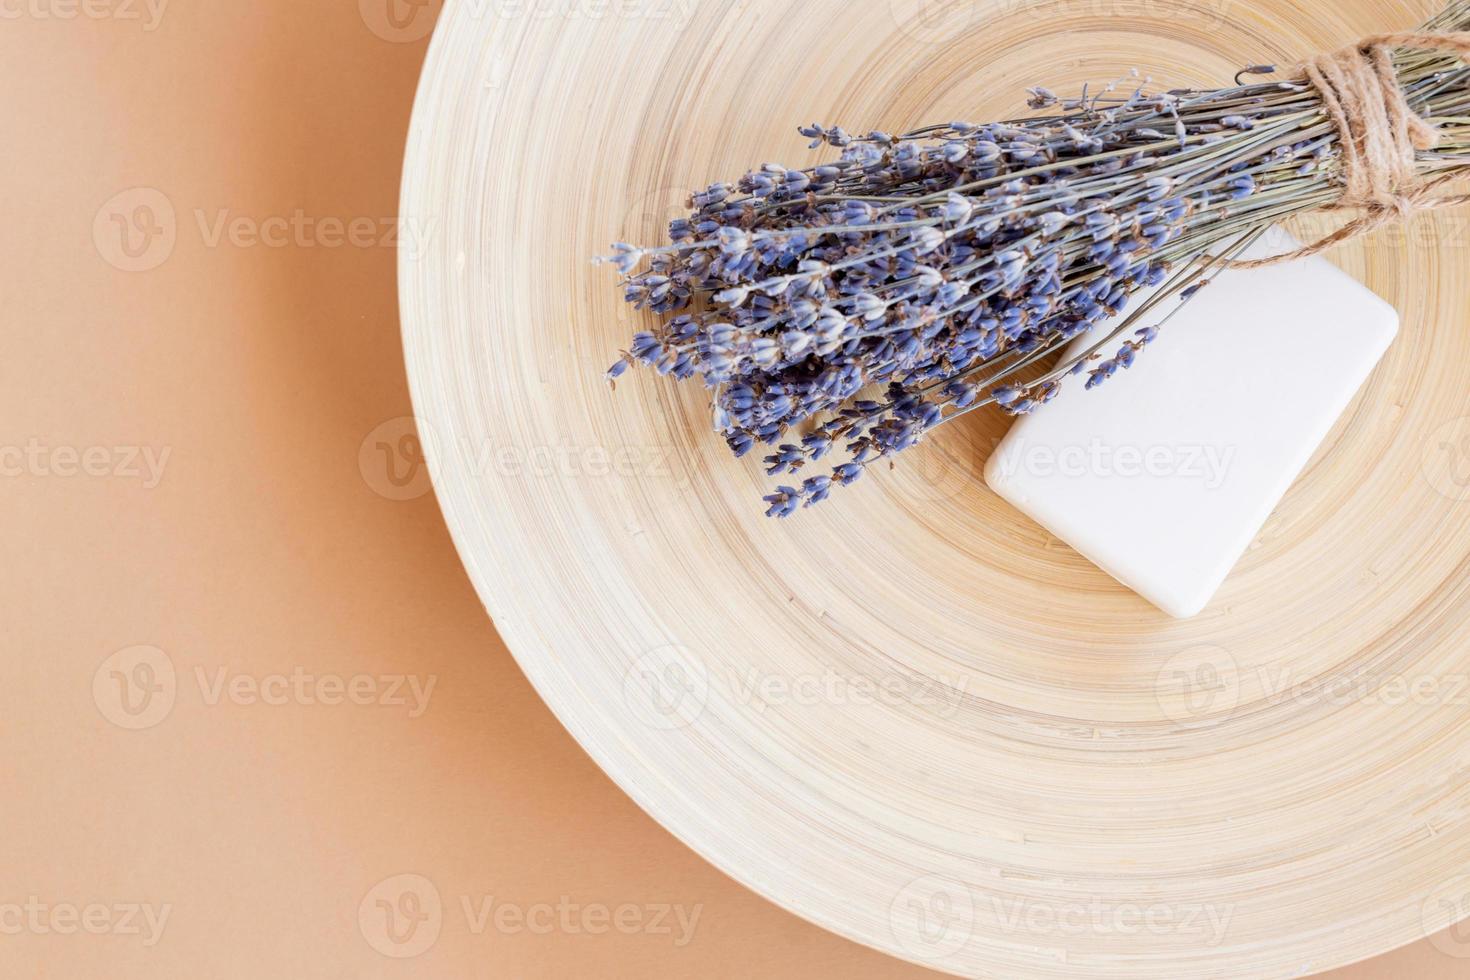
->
xmin=0 ymin=1 xmax=1464 ymax=976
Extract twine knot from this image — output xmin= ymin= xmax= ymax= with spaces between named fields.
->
xmin=1229 ymin=30 xmax=1470 ymax=268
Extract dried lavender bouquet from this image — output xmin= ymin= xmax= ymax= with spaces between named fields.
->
xmin=603 ymin=2 xmax=1470 ymax=517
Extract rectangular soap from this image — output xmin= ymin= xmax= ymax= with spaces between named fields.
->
xmin=983 ymin=227 xmax=1398 ymax=618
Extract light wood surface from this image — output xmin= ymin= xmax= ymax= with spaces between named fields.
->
xmin=400 ymin=0 xmax=1470 ymax=975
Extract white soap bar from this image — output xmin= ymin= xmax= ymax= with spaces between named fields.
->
xmin=983 ymin=227 xmax=1398 ymax=618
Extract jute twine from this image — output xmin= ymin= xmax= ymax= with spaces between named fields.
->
xmin=1230 ymin=30 xmax=1470 ymax=268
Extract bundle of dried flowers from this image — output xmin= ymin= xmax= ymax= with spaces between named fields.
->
xmin=604 ymin=2 xmax=1470 ymax=516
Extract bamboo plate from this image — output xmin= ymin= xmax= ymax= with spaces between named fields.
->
xmin=399 ymin=0 xmax=1470 ymax=975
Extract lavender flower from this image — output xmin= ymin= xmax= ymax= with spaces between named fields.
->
xmin=602 ymin=9 xmax=1470 ymax=513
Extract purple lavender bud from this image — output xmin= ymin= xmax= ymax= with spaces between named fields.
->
xmin=939 ymin=141 xmax=969 ymax=164
xmin=1144 ymin=176 xmax=1174 ymax=201
xmin=913 ymin=265 xmax=944 ymax=292
xmin=717 ymin=226 xmax=750 ymax=256
xmin=996 ymin=251 xmax=1026 ymax=288
xmin=937 ymin=281 xmax=970 ymax=307
xmin=942 ymin=192 xmax=973 ymax=224
xmin=779 ymin=331 xmax=811 ymax=359
xmin=992 ymin=385 xmax=1024 ymax=406
xmin=714 ymin=285 xmax=751 ymax=307
xmin=913 ymin=227 xmax=946 ymax=255
xmin=763 ymin=487 xmax=800 ymax=519
xmin=1085 ymin=212 xmax=1119 ymax=240
xmin=1038 ymin=211 xmax=1069 ymax=236
xmin=845 ymin=143 xmax=885 ymax=168
xmin=605 ymin=243 xmax=643 ymax=275
xmin=802 ymin=432 xmax=833 ymax=460
xmin=971 ymin=140 xmax=1002 ymax=162
xmin=1003 ymin=398 xmax=1038 ymax=416
xmin=630 ymin=332 xmax=661 ymax=362
xmin=853 ymin=293 xmax=886 ymax=322
xmin=1086 ymin=358 xmax=1120 ymax=389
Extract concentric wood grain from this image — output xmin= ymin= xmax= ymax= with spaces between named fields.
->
xmin=399 ymin=1 xmax=1470 ymax=975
